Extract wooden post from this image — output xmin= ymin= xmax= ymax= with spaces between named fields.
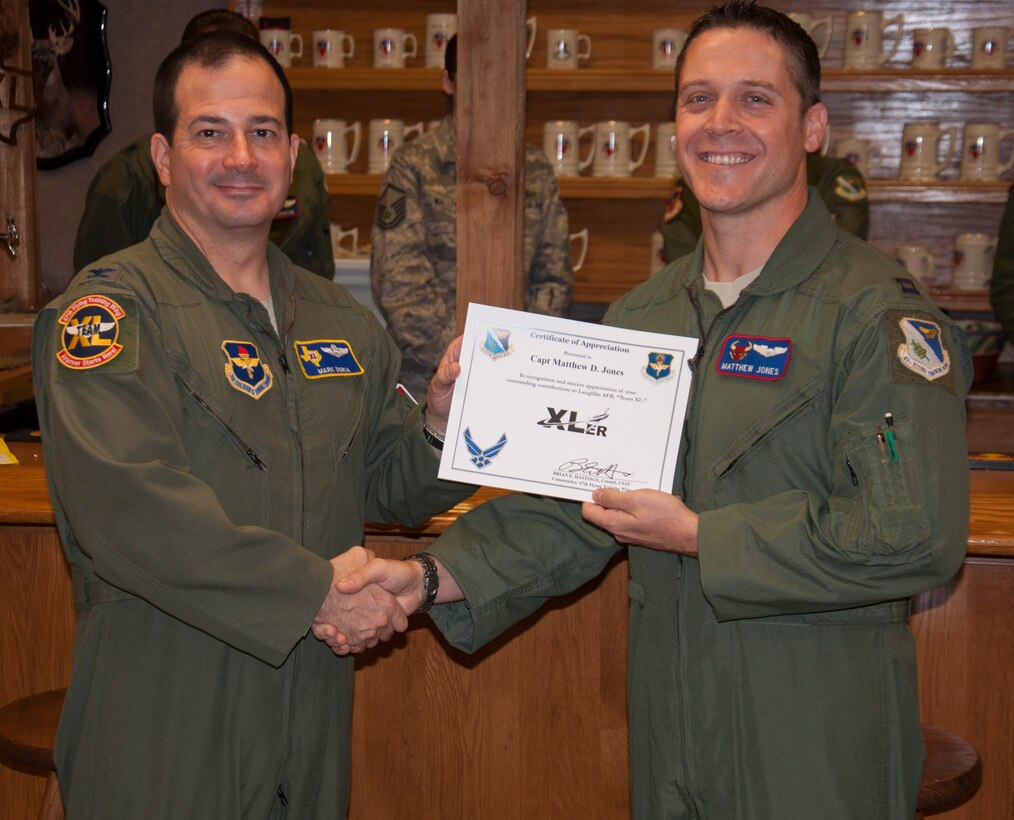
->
xmin=0 ymin=0 xmax=42 ymax=310
xmin=454 ymin=0 xmax=526 ymax=330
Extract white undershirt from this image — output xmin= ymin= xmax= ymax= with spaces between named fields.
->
xmin=704 ymin=265 xmax=763 ymax=309
xmin=259 ymin=295 xmax=278 ymax=333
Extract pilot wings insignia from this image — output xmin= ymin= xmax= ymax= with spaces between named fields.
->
xmin=464 ymin=427 xmax=507 ymax=469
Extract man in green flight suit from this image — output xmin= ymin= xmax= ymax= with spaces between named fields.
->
xmin=324 ymin=3 xmax=972 ymax=818
xmin=34 ymin=30 xmax=470 ymax=818
xmin=73 ymin=9 xmax=334 ymax=280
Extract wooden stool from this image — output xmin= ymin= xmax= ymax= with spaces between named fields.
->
xmin=916 ymin=723 xmax=983 ymax=818
xmin=0 ymin=688 xmax=66 ymax=820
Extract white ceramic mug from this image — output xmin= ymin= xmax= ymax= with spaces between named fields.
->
xmin=654 ymin=122 xmax=678 ymax=178
xmin=843 ymin=10 xmax=904 ymax=69
xmin=898 ymin=123 xmax=956 ymax=181
xmin=960 ymin=123 xmax=1014 ymax=181
xmin=525 ymin=16 xmax=538 ymax=60
xmin=313 ymin=119 xmax=362 ymax=174
xmin=259 ymin=18 xmax=303 ymax=68
xmin=652 ymin=28 xmax=688 ymax=70
xmin=374 ymin=28 xmax=418 ymax=68
xmin=543 ymin=120 xmax=594 ymax=177
xmin=787 ymin=12 xmax=833 ymax=60
xmin=895 ymin=245 xmax=935 ymax=282
xmin=836 ymin=137 xmax=883 ymax=179
xmin=911 ymin=27 xmax=953 ymax=70
xmin=972 ymin=27 xmax=1010 ymax=70
xmin=546 ymin=29 xmax=592 ymax=69
xmin=425 ymin=14 xmax=457 ymax=68
xmin=952 ymin=233 xmax=998 ymax=290
xmin=592 ymin=121 xmax=650 ymax=177
xmin=569 ymin=228 xmax=589 ymax=272
xmin=331 ymin=224 xmax=360 ymax=258
xmin=312 ymin=30 xmax=355 ymax=69
xmin=368 ymin=118 xmax=424 ymax=174
xmin=650 ymin=230 xmax=665 ymax=275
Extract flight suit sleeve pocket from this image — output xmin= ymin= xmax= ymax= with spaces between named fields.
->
xmin=833 ymin=423 xmax=931 ymax=563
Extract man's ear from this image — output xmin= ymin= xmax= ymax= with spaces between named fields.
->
xmin=151 ymin=133 xmax=172 ymax=187
xmin=803 ymin=103 xmax=829 ymax=155
xmin=441 ymin=70 xmax=455 ymax=97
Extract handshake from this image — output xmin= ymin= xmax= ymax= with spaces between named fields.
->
xmin=310 ymin=546 xmax=433 ymax=656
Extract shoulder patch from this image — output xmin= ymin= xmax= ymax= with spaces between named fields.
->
xmin=895 ymin=277 xmax=921 ymax=296
xmin=887 ymin=312 xmax=952 ymax=384
xmin=833 ymin=174 xmax=867 ymax=202
xmin=375 ymin=183 xmax=407 ymax=230
xmin=293 ymin=340 xmax=365 ymax=379
xmin=221 ymin=341 xmax=274 ymax=398
xmin=663 ymin=183 xmax=686 ymax=223
xmin=56 ymin=295 xmax=135 ymax=372
xmin=274 ymin=195 xmax=301 ymax=221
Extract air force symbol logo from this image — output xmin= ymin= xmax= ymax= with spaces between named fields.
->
xmin=294 ymin=339 xmax=365 ymax=379
xmin=222 ymin=341 xmax=273 ymax=398
xmin=464 ymin=427 xmax=507 ymax=469
xmin=644 ymin=352 xmax=674 ymax=382
xmin=897 ymin=317 xmax=950 ymax=381
xmin=482 ymin=327 xmax=512 ymax=360
xmin=57 ymin=295 xmax=125 ymax=369
xmin=716 ymin=335 xmax=791 ymax=380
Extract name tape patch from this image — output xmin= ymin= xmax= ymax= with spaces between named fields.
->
xmin=715 ymin=335 xmax=792 ymax=381
xmin=293 ymin=339 xmax=364 ymax=379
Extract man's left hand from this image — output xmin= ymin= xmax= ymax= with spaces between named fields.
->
xmin=424 ymin=335 xmax=463 ymax=436
xmin=582 ymin=488 xmax=699 ymax=556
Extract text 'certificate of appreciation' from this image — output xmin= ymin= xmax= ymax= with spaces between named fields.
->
xmin=438 ymin=303 xmax=697 ymax=502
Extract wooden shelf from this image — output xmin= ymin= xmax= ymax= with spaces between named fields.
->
xmin=328 ymin=174 xmax=1010 ymax=204
xmin=291 ymin=67 xmax=1014 ymax=94
xmin=929 ymin=288 xmax=993 ymax=312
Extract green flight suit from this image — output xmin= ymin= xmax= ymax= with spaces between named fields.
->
xmin=660 ymin=153 xmax=870 ymax=264
xmin=427 ymin=193 xmax=971 ymax=819
xmin=990 ymin=183 xmax=1014 ymax=342
xmin=34 ymin=212 xmax=471 ymax=818
xmin=73 ymin=135 xmax=335 ymax=279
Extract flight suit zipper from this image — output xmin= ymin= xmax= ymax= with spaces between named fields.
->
xmin=176 ymin=379 xmax=267 ymax=471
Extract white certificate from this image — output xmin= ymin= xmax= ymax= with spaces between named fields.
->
xmin=438 ymin=303 xmax=697 ymax=502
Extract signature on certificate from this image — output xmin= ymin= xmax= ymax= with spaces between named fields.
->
xmin=557 ymin=458 xmax=633 ymax=480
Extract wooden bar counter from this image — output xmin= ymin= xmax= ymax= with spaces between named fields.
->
xmin=1 ymin=440 xmax=1011 ymax=819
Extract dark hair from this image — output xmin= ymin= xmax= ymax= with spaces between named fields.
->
xmin=674 ymin=1 xmax=821 ymax=112
xmin=153 ymin=30 xmax=293 ymax=144
xmin=180 ymin=9 xmax=258 ymax=44
xmin=445 ymin=33 xmax=457 ymax=80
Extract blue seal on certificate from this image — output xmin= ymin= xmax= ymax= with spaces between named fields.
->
xmin=464 ymin=427 xmax=507 ymax=468
xmin=482 ymin=328 xmax=513 ymax=360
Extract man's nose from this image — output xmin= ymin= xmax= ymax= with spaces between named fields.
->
xmin=225 ymin=134 xmax=255 ymax=170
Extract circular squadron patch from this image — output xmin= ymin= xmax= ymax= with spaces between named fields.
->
xmin=56 ymin=295 xmax=126 ymax=370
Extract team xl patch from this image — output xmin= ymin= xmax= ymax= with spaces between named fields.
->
xmin=894 ymin=317 xmax=950 ymax=381
xmin=293 ymin=340 xmax=365 ymax=379
xmin=221 ymin=341 xmax=274 ymax=398
xmin=376 ymin=183 xmax=407 ymax=230
xmin=57 ymin=295 xmax=126 ymax=370
xmin=715 ymin=335 xmax=792 ymax=380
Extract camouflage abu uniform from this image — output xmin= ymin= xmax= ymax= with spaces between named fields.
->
xmin=370 ymin=115 xmax=573 ymax=398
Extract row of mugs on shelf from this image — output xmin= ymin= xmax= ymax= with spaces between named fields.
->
xmin=259 ymin=14 xmax=456 ymax=68
xmin=896 ymin=233 xmax=998 ymax=290
xmin=790 ymin=13 xmax=1009 ymax=70
xmin=868 ymin=123 xmax=1014 ymax=183
xmin=331 ymin=223 xmax=591 ymax=271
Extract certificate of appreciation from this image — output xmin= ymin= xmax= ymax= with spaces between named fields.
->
xmin=438 ymin=303 xmax=697 ymax=502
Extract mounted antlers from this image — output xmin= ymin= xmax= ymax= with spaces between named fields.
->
xmin=47 ymin=0 xmax=81 ymax=58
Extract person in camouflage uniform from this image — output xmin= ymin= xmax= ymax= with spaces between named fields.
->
xmin=370 ymin=35 xmax=573 ymax=399
xmin=659 ymin=151 xmax=870 ymax=263
xmin=73 ymin=10 xmax=334 ymax=281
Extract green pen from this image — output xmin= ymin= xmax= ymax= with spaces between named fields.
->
xmin=884 ymin=412 xmax=899 ymax=462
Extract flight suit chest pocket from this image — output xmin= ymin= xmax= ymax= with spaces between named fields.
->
xmin=710 ymin=375 xmax=827 ymax=488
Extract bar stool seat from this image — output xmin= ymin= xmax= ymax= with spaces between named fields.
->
xmin=0 ymin=687 xmax=66 ymax=820
xmin=917 ymin=723 xmax=983 ymax=817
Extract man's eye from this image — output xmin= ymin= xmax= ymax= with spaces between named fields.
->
xmin=198 ymin=129 xmax=218 ymax=139
xmin=253 ymin=129 xmax=274 ymax=138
